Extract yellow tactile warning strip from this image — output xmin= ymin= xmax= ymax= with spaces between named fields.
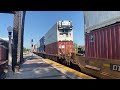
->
xmin=103 ymin=64 xmax=110 ymax=67
xmin=44 ymin=59 xmax=96 ymax=79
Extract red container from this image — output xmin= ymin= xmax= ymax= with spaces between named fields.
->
xmin=45 ymin=41 xmax=74 ymax=55
xmin=85 ymin=23 xmax=120 ymax=60
xmin=0 ymin=46 xmax=7 ymax=62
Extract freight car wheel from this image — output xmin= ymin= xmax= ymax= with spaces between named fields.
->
xmin=70 ymin=61 xmax=74 ymax=68
xmin=74 ymin=64 xmax=81 ymax=71
xmin=62 ymin=59 xmax=67 ymax=65
xmin=70 ymin=62 xmax=81 ymax=71
xmin=54 ymin=56 xmax=58 ymax=62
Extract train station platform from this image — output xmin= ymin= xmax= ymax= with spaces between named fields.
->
xmin=5 ymin=53 xmax=95 ymax=79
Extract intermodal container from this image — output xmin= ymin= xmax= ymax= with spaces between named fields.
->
xmin=84 ymin=11 xmax=120 ymax=33
xmin=45 ymin=41 xmax=74 ymax=55
xmin=40 ymin=36 xmax=45 ymax=46
xmin=45 ymin=20 xmax=73 ymax=46
xmin=44 ymin=20 xmax=73 ymax=55
xmin=84 ymin=11 xmax=120 ymax=60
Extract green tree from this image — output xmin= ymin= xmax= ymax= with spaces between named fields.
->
xmin=73 ymin=42 xmax=79 ymax=54
xmin=23 ymin=47 xmax=28 ymax=53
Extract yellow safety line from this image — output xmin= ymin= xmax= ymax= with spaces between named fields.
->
xmin=45 ymin=59 xmax=96 ymax=79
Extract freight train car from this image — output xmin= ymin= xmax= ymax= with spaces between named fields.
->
xmin=0 ymin=39 xmax=8 ymax=78
xmin=39 ymin=36 xmax=45 ymax=52
xmin=70 ymin=11 xmax=120 ymax=79
xmin=37 ymin=20 xmax=74 ymax=64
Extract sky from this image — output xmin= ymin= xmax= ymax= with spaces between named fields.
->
xmin=0 ymin=11 xmax=84 ymax=49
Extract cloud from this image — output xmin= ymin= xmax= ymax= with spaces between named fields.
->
xmin=0 ymin=37 xmax=9 ymax=41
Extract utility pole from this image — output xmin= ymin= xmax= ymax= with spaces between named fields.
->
xmin=31 ymin=39 xmax=33 ymax=56
xmin=37 ymin=42 xmax=39 ymax=52
xmin=17 ymin=11 xmax=22 ymax=66
xmin=20 ymin=11 xmax=26 ymax=64
xmin=12 ymin=11 xmax=19 ymax=71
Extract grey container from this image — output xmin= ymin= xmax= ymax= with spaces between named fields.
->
xmin=84 ymin=11 xmax=120 ymax=33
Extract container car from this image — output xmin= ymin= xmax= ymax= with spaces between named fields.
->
xmin=38 ymin=20 xmax=74 ymax=64
xmin=36 ymin=12 xmax=120 ymax=79
xmin=39 ymin=36 xmax=45 ymax=52
xmin=71 ymin=11 xmax=120 ymax=79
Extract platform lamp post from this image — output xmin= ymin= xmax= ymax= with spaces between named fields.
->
xmin=7 ymin=26 xmax=13 ymax=78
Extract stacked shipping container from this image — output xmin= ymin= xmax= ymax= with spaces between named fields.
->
xmin=39 ymin=20 xmax=74 ymax=55
xmin=39 ymin=36 xmax=45 ymax=52
xmin=45 ymin=41 xmax=74 ymax=55
xmin=85 ymin=23 xmax=120 ymax=60
xmin=82 ymin=12 xmax=120 ymax=79
xmin=84 ymin=11 xmax=120 ymax=60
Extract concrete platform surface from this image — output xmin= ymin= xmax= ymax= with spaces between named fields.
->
xmin=5 ymin=53 xmax=95 ymax=79
xmin=5 ymin=53 xmax=70 ymax=79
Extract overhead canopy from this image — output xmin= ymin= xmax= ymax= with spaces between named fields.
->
xmin=0 ymin=11 xmax=15 ymax=14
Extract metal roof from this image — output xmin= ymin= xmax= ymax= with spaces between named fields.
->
xmin=0 ymin=38 xmax=8 ymax=43
xmin=0 ymin=11 xmax=15 ymax=14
